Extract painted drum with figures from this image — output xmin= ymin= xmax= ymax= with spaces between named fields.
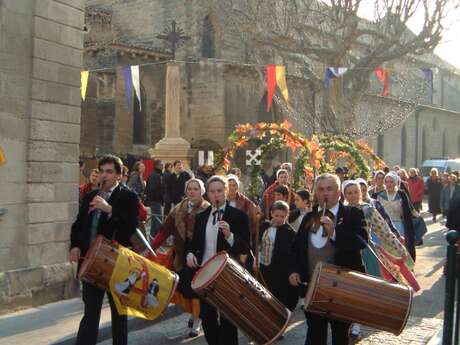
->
xmin=192 ymin=252 xmax=291 ymax=345
xmin=79 ymin=235 xmax=179 ymax=320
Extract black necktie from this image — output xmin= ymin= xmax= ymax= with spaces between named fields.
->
xmin=212 ymin=209 xmax=224 ymax=225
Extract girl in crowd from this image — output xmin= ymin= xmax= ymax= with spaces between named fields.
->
xmin=342 ymin=180 xmax=414 ymax=284
xmin=79 ymin=168 xmax=99 ymax=205
xmin=289 ymin=189 xmax=312 ymax=232
xmin=226 ymin=174 xmax=260 ymax=236
xmin=257 ymin=201 xmax=298 ymax=312
xmin=376 ymin=172 xmax=416 ymax=261
xmin=369 ymin=170 xmax=385 ymax=198
xmin=127 ymin=161 xmax=146 ymax=198
xmin=149 ymin=178 xmax=210 ymax=337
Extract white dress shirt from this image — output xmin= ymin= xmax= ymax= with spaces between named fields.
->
xmin=311 ymin=202 xmax=339 ymax=249
xmin=201 ymin=203 xmax=235 ymax=264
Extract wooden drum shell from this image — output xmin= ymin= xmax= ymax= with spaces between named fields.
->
xmin=78 ymin=236 xmax=119 ymax=290
xmin=192 ymin=252 xmax=291 ymax=345
xmin=304 ymin=262 xmax=412 ymax=335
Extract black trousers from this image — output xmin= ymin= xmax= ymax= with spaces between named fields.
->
xmin=76 ymin=282 xmax=127 ymax=345
xmin=304 ymin=312 xmax=350 ymax=345
xmin=200 ymin=300 xmax=238 ymax=345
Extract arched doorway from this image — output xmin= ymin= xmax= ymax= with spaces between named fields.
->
xmin=442 ymin=130 xmax=447 ymax=158
xmin=133 ymin=84 xmax=147 ymax=145
xmin=421 ymin=126 xmax=427 ymax=162
xmin=377 ymin=134 xmax=384 ymax=158
xmin=401 ymin=125 xmax=407 ymax=166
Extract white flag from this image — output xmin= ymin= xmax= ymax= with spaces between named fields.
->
xmin=131 ymin=65 xmax=141 ymax=110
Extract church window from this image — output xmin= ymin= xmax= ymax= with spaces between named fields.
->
xmin=201 ymin=15 xmax=215 ymax=58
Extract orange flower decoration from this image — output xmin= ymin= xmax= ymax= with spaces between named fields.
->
xmin=280 ymin=120 xmax=292 ymax=130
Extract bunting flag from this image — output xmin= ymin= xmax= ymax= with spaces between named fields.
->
xmin=266 ymin=64 xmax=277 ymax=112
xmin=374 ymin=68 xmax=389 ymax=96
xmin=324 ymin=67 xmax=348 ymax=88
xmin=122 ymin=66 xmax=133 ymax=108
xmin=131 ymin=65 xmax=141 ymax=110
xmin=275 ymin=65 xmax=289 ymax=105
xmin=266 ymin=65 xmax=289 ymax=112
xmin=81 ymin=71 xmax=89 ymax=100
xmin=0 ymin=147 xmax=5 ymax=166
xmin=421 ymin=68 xmax=433 ymax=99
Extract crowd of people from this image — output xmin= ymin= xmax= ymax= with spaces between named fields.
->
xmin=74 ymin=155 xmax=460 ymax=345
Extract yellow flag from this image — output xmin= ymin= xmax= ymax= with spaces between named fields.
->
xmin=81 ymin=71 xmax=89 ymax=100
xmin=0 ymin=147 xmax=5 ymax=166
xmin=109 ymin=246 xmax=178 ymax=320
xmin=275 ymin=65 xmax=289 ymax=105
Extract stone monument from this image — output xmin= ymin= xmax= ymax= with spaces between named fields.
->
xmin=150 ymin=62 xmax=193 ymax=166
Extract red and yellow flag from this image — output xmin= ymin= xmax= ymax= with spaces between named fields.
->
xmin=0 ymin=147 xmax=6 ymax=166
xmin=266 ymin=65 xmax=289 ymax=112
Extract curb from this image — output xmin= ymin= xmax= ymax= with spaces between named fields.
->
xmin=426 ymin=328 xmax=442 ymax=345
xmin=50 ymin=304 xmax=182 ymax=345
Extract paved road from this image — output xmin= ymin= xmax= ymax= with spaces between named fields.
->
xmin=98 ymin=211 xmax=447 ymax=345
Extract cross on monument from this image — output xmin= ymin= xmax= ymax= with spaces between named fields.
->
xmin=156 ymin=20 xmax=191 ymax=59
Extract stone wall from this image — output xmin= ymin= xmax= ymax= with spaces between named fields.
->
xmin=369 ymin=105 xmax=460 ymax=168
xmin=0 ymin=0 xmax=84 ymax=313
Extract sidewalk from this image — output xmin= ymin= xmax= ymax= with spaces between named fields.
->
xmin=0 ymin=297 xmax=180 ymax=345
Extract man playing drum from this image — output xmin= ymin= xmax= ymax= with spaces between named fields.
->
xmin=186 ymin=175 xmax=251 ymax=345
xmin=288 ymin=173 xmax=368 ymax=345
xmin=70 ymin=154 xmax=139 ymax=345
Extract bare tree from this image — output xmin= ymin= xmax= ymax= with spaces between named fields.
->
xmin=219 ymin=0 xmax=456 ymax=136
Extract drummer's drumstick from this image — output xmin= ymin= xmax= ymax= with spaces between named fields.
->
xmin=300 ymin=282 xmax=308 ymax=286
xmin=321 ymin=199 xmax=328 ymax=237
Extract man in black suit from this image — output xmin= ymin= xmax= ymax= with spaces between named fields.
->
xmin=186 ymin=175 xmax=251 ymax=345
xmin=70 ymin=154 xmax=139 ymax=345
xmin=288 ymin=173 xmax=367 ymax=345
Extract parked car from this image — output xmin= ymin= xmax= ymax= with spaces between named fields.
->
xmin=420 ymin=158 xmax=460 ymax=183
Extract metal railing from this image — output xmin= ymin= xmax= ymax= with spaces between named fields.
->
xmin=443 ymin=230 xmax=460 ymax=345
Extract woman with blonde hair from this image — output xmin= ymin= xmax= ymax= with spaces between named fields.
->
xmin=127 ymin=161 xmax=146 ymax=198
xmin=426 ymin=168 xmax=442 ymax=222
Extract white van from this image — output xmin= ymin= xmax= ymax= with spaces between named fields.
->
xmin=420 ymin=158 xmax=460 ymax=182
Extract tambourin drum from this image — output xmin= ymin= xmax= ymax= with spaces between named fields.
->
xmin=192 ymin=252 xmax=291 ymax=345
xmin=304 ymin=262 xmax=412 ymax=335
xmin=78 ymin=236 xmax=119 ymax=290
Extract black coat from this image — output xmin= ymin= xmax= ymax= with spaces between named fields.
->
xmin=427 ymin=178 xmax=442 ymax=214
xmin=447 ymin=196 xmax=460 ymax=231
xmin=145 ymin=168 xmax=164 ymax=203
xmin=259 ymin=221 xmax=298 ymax=310
xmin=168 ymin=171 xmax=191 ymax=204
xmin=288 ymin=203 xmax=368 ymax=297
xmin=187 ymin=203 xmax=251 ymax=265
xmin=70 ymin=184 xmax=139 ymax=256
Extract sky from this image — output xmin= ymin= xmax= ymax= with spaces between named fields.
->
xmin=355 ymin=1 xmax=460 ymax=69
xmin=433 ymin=4 xmax=460 ymax=69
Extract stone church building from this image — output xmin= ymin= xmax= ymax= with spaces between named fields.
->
xmin=81 ymin=0 xmax=460 ymax=171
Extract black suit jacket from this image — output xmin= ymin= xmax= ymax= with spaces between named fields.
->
xmin=187 ymin=203 xmax=251 ymax=265
xmin=70 ymin=184 xmax=139 ymax=256
xmin=288 ymin=203 xmax=367 ymax=295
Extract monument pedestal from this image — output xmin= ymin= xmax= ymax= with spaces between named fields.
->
xmin=150 ymin=137 xmax=194 ymax=168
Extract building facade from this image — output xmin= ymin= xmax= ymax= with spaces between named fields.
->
xmin=0 ymin=0 xmax=84 ymax=312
